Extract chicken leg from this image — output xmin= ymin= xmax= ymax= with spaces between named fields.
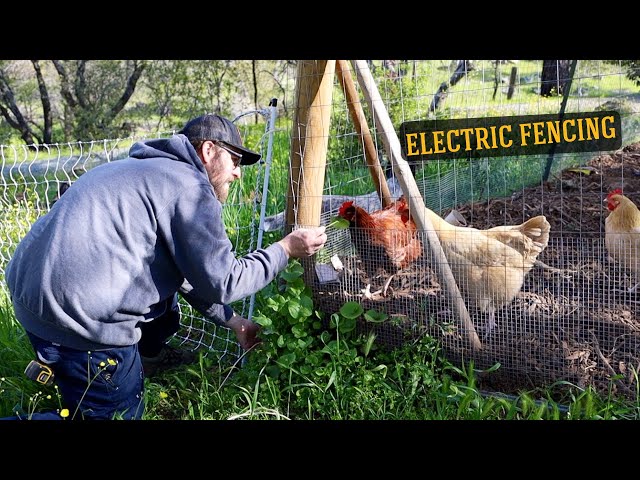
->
xmin=483 ymin=307 xmax=497 ymax=339
xmin=362 ymin=272 xmax=396 ymax=299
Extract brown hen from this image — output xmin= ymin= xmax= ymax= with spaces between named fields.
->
xmin=338 ymin=195 xmax=422 ymax=297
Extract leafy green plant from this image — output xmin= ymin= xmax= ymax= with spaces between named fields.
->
xmin=236 ymin=261 xmax=447 ymax=419
xmin=250 ymin=261 xmax=323 ymax=380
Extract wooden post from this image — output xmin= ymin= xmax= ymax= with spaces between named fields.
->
xmin=507 ymin=66 xmax=518 ymax=100
xmin=352 ymin=59 xmax=482 ymax=351
xmin=335 ymin=60 xmax=393 ymax=208
xmin=286 ymin=60 xmax=335 ymax=284
xmin=286 ymin=60 xmax=335 ymax=231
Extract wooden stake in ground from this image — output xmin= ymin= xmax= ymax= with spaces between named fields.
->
xmin=287 ymin=60 xmax=335 ymax=286
xmin=336 ymin=60 xmax=392 ymax=208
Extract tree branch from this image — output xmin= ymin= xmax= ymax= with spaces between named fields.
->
xmin=52 ymin=60 xmax=77 ymax=108
xmin=105 ymin=60 xmax=147 ymax=125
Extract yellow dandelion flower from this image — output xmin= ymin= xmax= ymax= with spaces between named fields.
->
xmin=99 ymin=361 xmax=106 ymax=367
xmin=46 ymin=395 xmax=51 ymax=400
xmin=159 ymin=391 xmax=168 ymax=399
xmin=107 ymin=359 xmax=117 ymax=366
xmin=60 ymin=409 xmax=69 ymax=418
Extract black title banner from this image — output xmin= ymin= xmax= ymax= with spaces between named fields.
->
xmin=399 ymin=111 xmax=622 ymax=161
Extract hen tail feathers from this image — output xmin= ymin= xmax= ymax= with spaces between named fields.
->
xmin=521 ymin=215 xmax=551 ymax=249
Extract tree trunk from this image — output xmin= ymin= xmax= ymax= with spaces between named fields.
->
xmin=430 ymin=60 xmax=474 ymax=112
xmin=32 ymin=60 xmax=53 ymax=144
xmin=540 ymin=60 xmax=572 ymax=97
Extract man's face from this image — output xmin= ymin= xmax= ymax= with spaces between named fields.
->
xmin=203 ymin=141 xmax=242 ymax=203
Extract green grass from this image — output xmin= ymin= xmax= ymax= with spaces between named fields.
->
xmin=0 ymin=296 xmax=63 ymax=417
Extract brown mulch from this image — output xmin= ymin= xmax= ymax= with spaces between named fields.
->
xmin=314 ymin=142 xmax=640 ymax=401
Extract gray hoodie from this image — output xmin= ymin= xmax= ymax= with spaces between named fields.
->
xmin=5 ymin=134 xmax=288 ymax=350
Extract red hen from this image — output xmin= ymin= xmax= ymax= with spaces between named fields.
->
xmin=338 ymin=195 xmax=423 ymax=297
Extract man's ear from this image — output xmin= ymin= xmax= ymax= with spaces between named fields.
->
xmin=200 ymin=140 xmax=215 ymax=165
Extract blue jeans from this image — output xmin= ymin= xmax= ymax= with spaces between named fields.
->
xmin=13 ymin=332 xmax=145 ymax=420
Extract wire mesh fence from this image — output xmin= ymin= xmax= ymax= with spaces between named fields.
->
xmin=301 ymin=60 xmax=640 ymax=399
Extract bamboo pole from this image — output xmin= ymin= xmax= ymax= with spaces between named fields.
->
xmin=335 ymin=60 xmax=392 ymax=208
xmin=286 ymin=60 xmax=335 ymax=285
xmin=351 ymin=59 xmax=482 ymax=351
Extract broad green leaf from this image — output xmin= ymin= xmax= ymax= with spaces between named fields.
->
xmin=338 ymin=316 xmax=357 ymax=334
xmin=364 ymin=309 xmax=388 ymax=323
xmin=339 ymin=301 xmax=364 ymax=319
xmin=291 ymin=324 xmax=307 ymax=338
xmin=280 ymin=262 xmax=304 ymax=282
xmin=288 ymin=301 xmax=302 ymax=320
xmin=277 ymin=352 xmax=297 ymax=368
xmin=300 ymin=295 xmax=313 ymax=310
xmin=327 ymin=216 xmax=350 ymax=229
xmin=254 ymin=315 xmax=273 ymax=328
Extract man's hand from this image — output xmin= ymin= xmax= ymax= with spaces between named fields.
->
xmin=226 ymin=315 xmax=261 ymax=351
xmin=277 ymin=226 xmax=327 ymax=258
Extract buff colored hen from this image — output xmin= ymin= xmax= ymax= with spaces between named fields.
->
xmin=604 ymin=188 xmax=640 ymax=292
xmin=421 ymin=206 xmax=551 ymax=334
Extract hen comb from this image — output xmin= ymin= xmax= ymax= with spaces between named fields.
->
xmin=607 ymin=188 xmax=623 ymax=199
xmin=338 ymin=200 xmax=354 ymax=216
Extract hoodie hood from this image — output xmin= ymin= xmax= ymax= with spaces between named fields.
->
xmin=129 ymin=134 xmax=206 ymax=175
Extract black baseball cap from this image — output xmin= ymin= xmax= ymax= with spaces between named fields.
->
xmin=178 ymin=114 xmax=261 ymax=165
